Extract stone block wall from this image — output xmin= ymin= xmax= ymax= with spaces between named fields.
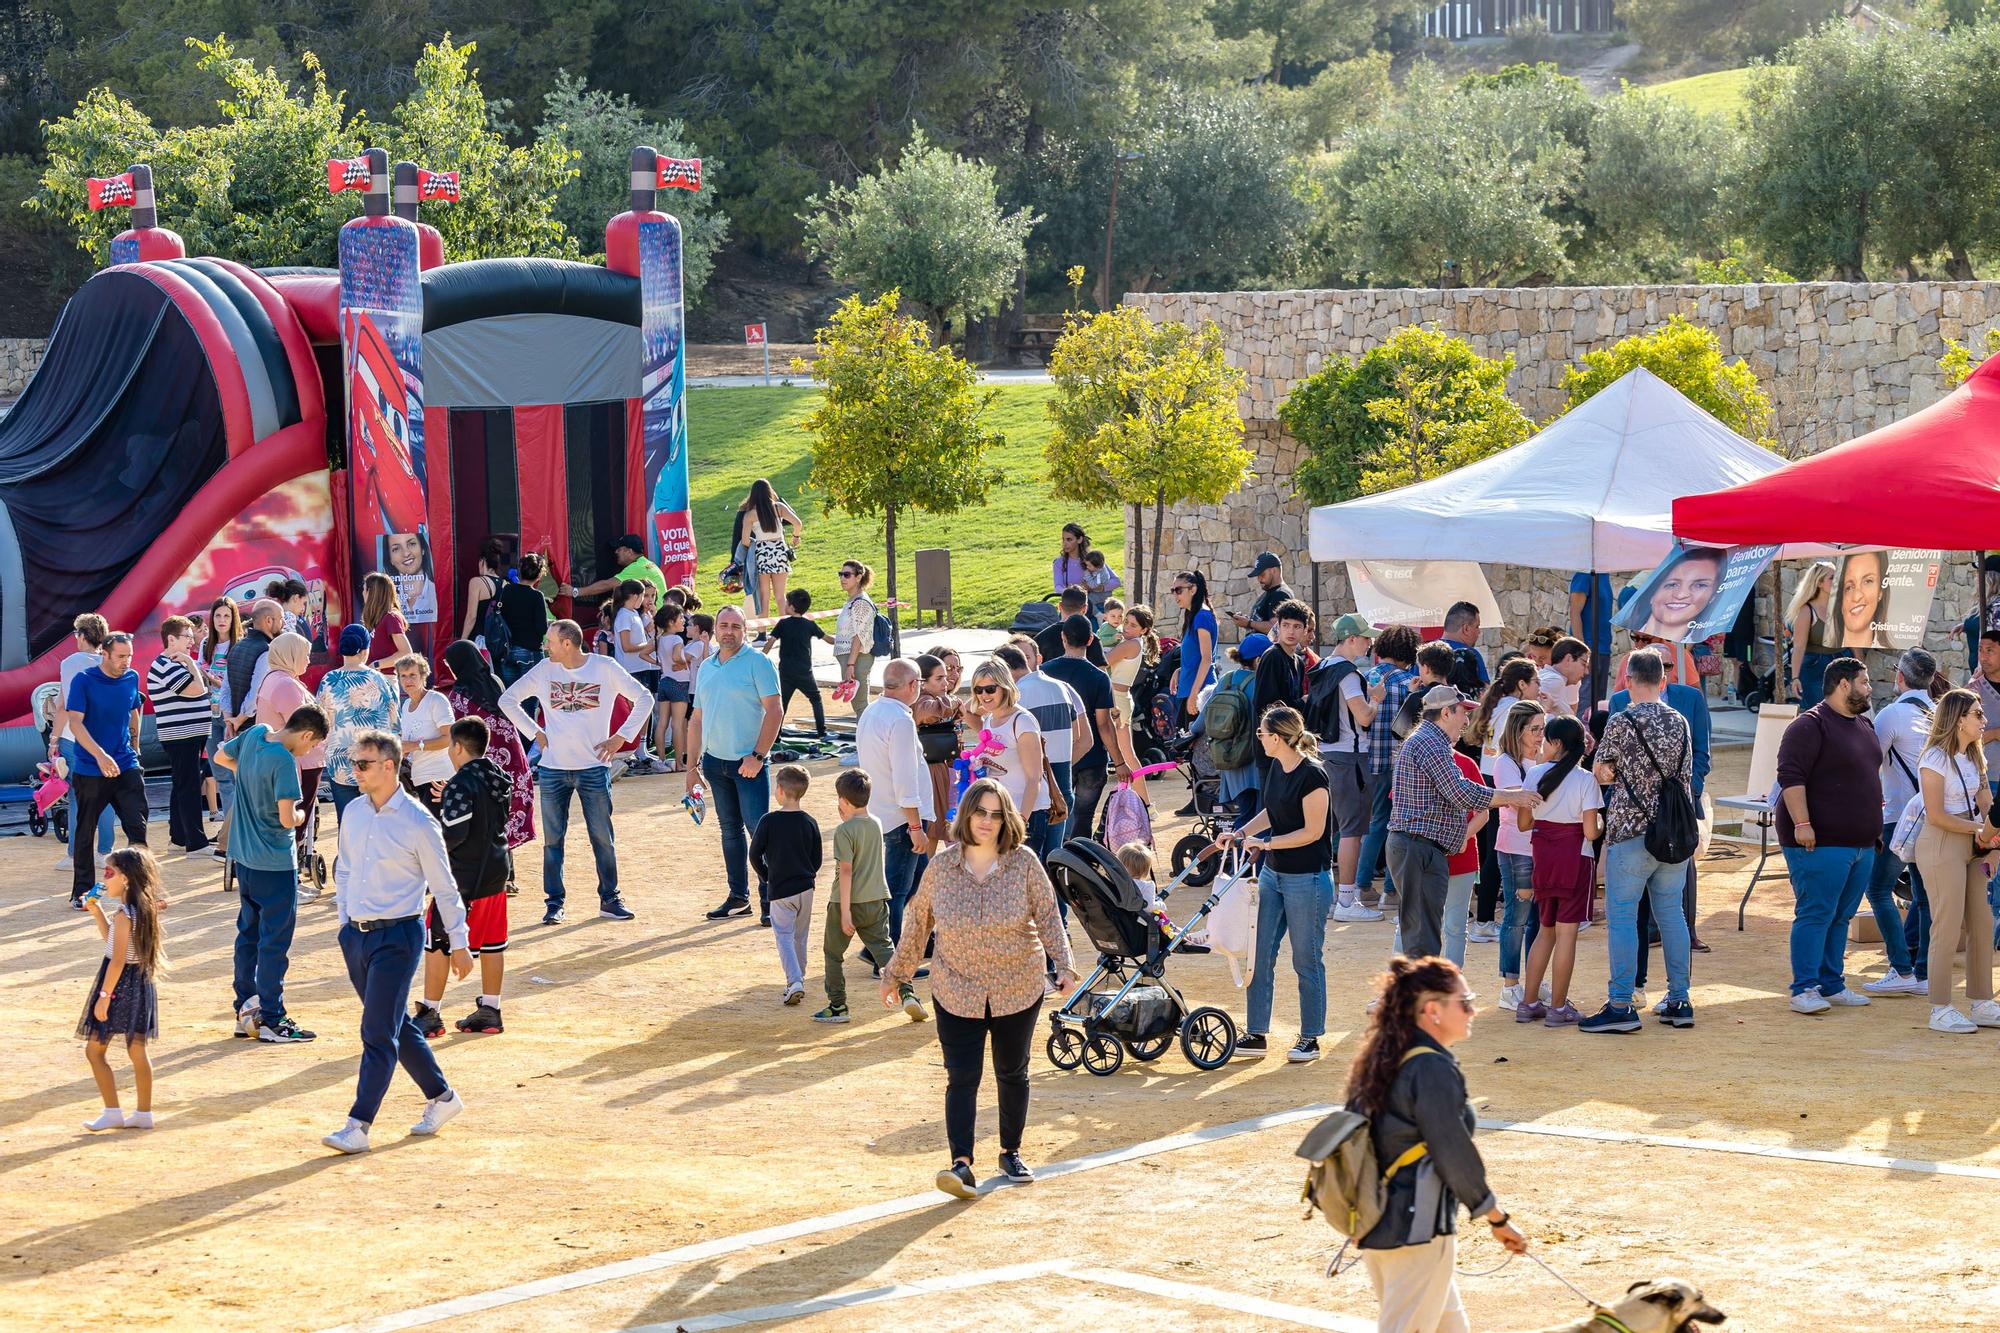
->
xmin=1123 ymin=282 xmax=2000 ymax=668
xmin=0 ymin=338 xmax=45 ymax=401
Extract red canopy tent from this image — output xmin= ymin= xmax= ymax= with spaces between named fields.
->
xmin=1674 ymin=353 xmax=2000 ymax=549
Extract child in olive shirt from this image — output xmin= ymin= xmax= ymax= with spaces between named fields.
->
xmin=749 ymin=765 xmax=821 ymax=1006
xmin=814 ymin=770 xmax=923 ymax=1024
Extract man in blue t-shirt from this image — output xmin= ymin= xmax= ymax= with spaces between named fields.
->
xmin=1043 ymin=615 xmax=1118 ymax=841
xmin=1570 ymin=572 xmax=1615 ymax=659
xmin=64 ymin=631 xmax=148 ymax=906
xmin=215 ymin=706 xmax=330 ymax=1044
xmin=687 ymin=606 xmax=784 ymax=922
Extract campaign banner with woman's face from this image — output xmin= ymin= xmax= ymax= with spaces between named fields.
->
xmin=637 ymin=215 xmax=696 ymax=586
xmin=1616 ymin=542 xmax=1777 ymax=644
xmin=1817 ymin=549 xmax=1942 ymax=652
xmin=339 ymin=215 xmax=433 ymax=633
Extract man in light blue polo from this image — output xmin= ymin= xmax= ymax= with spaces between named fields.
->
xmin=687 ymin=606 xmax=784 ymax=923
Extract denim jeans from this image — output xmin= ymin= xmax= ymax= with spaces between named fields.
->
xmin=1781 ymin=843 xmax=1874 ymax=996
xmin=1356 ymin=766 xmax=1396 ymax=899
xmin=702 ymin=752 xmax=770 ymax=909
xmin=883 ymin=824 xmax=919 ymax=944
xmin=1863 ymin=820 xmax=1916 ymax=974
xmin=1041 ymin=760 xmax=1073 ymax=859
xmin=1497 ymin=851 xmax=1538 ymax=979
xmin=1246 ymin=866 xmax=1333 ymax=1038
xmin=540 ymin=765 xmax=619 ymax=910
xmin=1604 ymin=837 xmax=1693 ymax=1006
xmin=338 ymin=919 xmax=448 ymax=1125
xmin=1441 ymin=871 xmax=1475 ymax=967
xmin=232 ymin=864 xmax=299 ymax=1023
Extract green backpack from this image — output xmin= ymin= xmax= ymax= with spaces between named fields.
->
xmin=1295 ymin=1048 xmax=1439 ymax=1253
xmin=1205 ymin=669 xmax=1256 ymax=770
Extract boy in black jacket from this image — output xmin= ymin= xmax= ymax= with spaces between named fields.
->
xmin=416 ymin=718 xmax=515 ymax=1037
xmin=749 ymin=764 xmax=822 ymax=1006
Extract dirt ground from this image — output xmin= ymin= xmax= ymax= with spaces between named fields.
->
xmin=5 ymin=728 xmax=1999 ymax=1332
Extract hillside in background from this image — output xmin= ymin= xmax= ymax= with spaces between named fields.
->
xmin=1650 ymin=66 xmax=1758 ymax=117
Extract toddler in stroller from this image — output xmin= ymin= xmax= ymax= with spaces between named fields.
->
xmin=1042 ymin=838 xmax=1247 ymax=1076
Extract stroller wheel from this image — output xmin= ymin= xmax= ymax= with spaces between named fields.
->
xmin=1046 ymin=1026 xmax=1086 ymax=1071
xmin=1171 ymin=833 xmax=1218 ymax=888
xmin=1743 ymin=688 xmax=1766 ymax=713
xmin=1080 ymin=1031 xmax=1125 ymax=1076
xmin=1124 ymin=1031 xmax=1173 ymax=1062
xmin=1179 ymin=1007 xmax=1238 ymax=1070
xmin=54 ymin=806 xmax=69 ymax=844
xmin=28 ymin=809 xmax=45 ymax=836
xmin=1141 ymin=746 xmax=1168 ymax=768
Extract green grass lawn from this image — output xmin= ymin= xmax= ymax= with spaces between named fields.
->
xmin=684 ymin=384 xmax=1128 ymax=628
xmin=1648 ymin=66 xmax=1759 ymax=119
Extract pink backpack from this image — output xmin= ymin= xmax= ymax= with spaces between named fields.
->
xmin=1099 ymin=781 xmax=1152 ymax=855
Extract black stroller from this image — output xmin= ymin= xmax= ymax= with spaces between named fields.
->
xmin=1164 ymin=730 xmax=1230 ymax=889
xmin=1043 ymin=838 xmax=1245 ymax=1076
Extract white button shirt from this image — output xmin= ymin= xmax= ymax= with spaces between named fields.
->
xmin=855 ymin=693 xmax=933 ymax=829
xmin=335 ymin=786 xmax=469 ymax=950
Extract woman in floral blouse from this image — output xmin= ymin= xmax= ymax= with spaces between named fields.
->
xmin=883 ymin=778 xmax=1077 ymax=1200
xmin=316 ymin=624 xmax=402 ymax=825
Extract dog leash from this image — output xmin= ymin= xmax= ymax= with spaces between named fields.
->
xmin=1456 ymin=1247 xmax=1606 ymax=1310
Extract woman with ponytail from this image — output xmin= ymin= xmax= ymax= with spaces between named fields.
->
xmin=1346 ymin=955 xmax=1526 ymax=1330
xmin=1217 ymin=704 xmax=1331 ymax=1064
xmin=1515 ymin=716 xmax=1601 ymax=1028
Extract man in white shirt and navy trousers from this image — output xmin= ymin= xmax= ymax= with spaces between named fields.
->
xmin=322 ymin=729 xmax=473 ymax=1155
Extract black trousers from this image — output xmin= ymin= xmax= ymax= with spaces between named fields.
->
xmin=1474 ymin=811 xmax=1501 ymax=923
xmin=162 ymin=737 xmax=209 ymax=851
xmin=935 ymin=996 xmax=1041 ymax=1163
xmin=71 ymin=768 xmax=148 ymax=898
xmin=1069 ymin=764 xmax=1108 ymax=845
xmin=779 ymin=666 xmax=826 ymax=735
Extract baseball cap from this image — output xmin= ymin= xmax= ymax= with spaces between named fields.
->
xmin=338 ymin=623 xmax=370 ymax=656
xmin=1329 ymin=612 xmax=1375 ymax=641
xmin=1236 ymin=632 xmax=1272 ymax=664
xmin=1245 ymin=552 xmax=1281 ymax=577
xmin=1421 ymin=684 xmax=1477 ymax=712
xmin=612 ymin=533 xmax=646 ymax=555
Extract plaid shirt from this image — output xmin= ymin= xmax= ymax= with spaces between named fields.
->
xmin=1389 ymin=721 xmax=1494 ymax=848
xmin=1368 ymin=665 xmax=1417 ymax=774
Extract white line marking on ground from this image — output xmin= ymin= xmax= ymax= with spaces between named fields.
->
xmin=639 ymin=1260 xmax=1076 ymax=1331
xmin=315 ymin=1102 xmax=1339 ymax=1333
xmin=1071 ymin=1267 xmax=1376 ymax=1332
xmin=319 ymin=1104 xmax=2000 ymax=1333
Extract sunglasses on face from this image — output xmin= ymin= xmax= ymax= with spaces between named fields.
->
xmin=352 ymin=758 xmax=385 ymax=771
xmin=971 ymin=805 xmax=1004 ymax=820
xmin=1454 ymin=993 xmax=1477 ymax=1013
xmin=1171 ymin=585 xmax=1191 ymax=594
xmin=972 ymin=684 xmax=1000 ymax=696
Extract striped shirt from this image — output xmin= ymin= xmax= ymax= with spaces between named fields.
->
xmin=146 ymin=655 xmax=213 ymax=742
xmin=1388 ymin=721 xmax=1494 ymax=848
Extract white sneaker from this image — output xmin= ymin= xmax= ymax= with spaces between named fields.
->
xmin=1823 ymin=987 xmax=1870 ymax=1007
xmin=1790 ymin=988 xmax=1831 ymax=1015
xmin=1931 ymin=1005 xmax=1979 ymax=1034
xmin=1630 ymin=988 xmax=1648 ymax=1012
xmin=1333 ymin=902 xmax=1384 ymax=922
xmin=322 ymin=1120 xmax=372 ymax=1154
xmin=125 ymin=1111 xmax=154 ymax=1129
xmin=1969 ymin=999 xmax=2000 ymax=1028
xmin=1468 ymin=921 xmax=1499 ymax=943
xmin=1497 ymin=983 xmax=1523 ymax=1011
xmin=1863 ymin=970 xmax=1926 ymax=996
xmin=83 ymin=1108 xmax=126 ymax=1133
xmin=410 ymin=1089 xmax=464 ymax=1136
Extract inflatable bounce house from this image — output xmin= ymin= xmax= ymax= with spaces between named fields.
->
xmin=0 ymin=146 xmax=702 ymax=759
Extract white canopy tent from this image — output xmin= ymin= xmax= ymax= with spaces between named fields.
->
xmin=1307 ymin=366 xmax=1811 ymax=574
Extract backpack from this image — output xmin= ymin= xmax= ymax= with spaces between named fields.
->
xmin=1296 ymin=1048 xmax=1440 ymax=1247
xmin=870 ymin=610 xmax=893 ymax=658
xmin=481 ymin=578 xmax=513 ymax=661
xmin=1304 ymin=658 xmax=1360 ymax=747
xmin=1621 ymin=718 xmax=1699 ymax=865
xmin=1205 ymin=669 xmax=1256 ymax=770
xmin=1099 ymin=781 xmax=1152 ymax=852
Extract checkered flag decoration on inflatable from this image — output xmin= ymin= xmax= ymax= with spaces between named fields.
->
xmin=417 ymin=169 xmax=461 ymax=201
xmin=656 ymin=157 xmax=702 ymax=191
xmin=327 ymin=156 xmax=372 ymax=192
xmin=87 ymin=173 xmax=136 ymax=210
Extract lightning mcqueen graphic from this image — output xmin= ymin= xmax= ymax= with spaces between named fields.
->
xmin=346 ymin=310 xmax=427 ymax=535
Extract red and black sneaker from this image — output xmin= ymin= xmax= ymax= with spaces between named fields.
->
xmin=412 ymin=1002 xmax=445 ymax=1040
xmin=454 ymin=1003 xmax=503 ymax=1034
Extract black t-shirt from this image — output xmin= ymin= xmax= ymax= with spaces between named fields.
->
xmin=1261 ymin=755 xmax=1330 ymax=874
xmin=1043 ymin=654 xmax=1115 ymax=772
xmin=1037 ymin=622 xmax=1106 ymax=670
xmin=1249 ymin=582 xmax=1297 ymax=627
xmin=497 ymin=583 xmax=549 ymax=653
xmin=768 ymin=615 xmax=828 ymax=673
xmin=748 ymin=808 xmax=823 ymax=899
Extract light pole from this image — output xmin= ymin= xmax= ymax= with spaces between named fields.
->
xmin=1096 ymin=147 xmax=1144 ymax=311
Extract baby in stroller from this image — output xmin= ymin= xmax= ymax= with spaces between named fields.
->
xmin=1042 ymin=838 xmax=1244 ymax=1076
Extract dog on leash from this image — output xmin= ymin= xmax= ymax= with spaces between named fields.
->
xmin=1526 ymin=1279 xmax=1725 ymax=1333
